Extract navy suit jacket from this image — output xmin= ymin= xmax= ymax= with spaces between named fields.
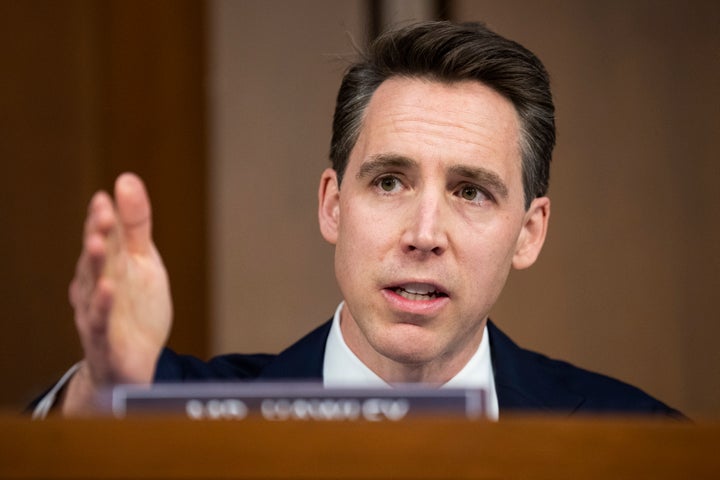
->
xmin=156 ymin=320 xmax=682 ymax=418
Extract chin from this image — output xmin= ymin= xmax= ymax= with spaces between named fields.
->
xmin=372 ymin=328 xmax=444 ymax=366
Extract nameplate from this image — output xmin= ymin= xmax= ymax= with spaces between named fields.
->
xmin=111 ymin=383 xmax=487 ymax=421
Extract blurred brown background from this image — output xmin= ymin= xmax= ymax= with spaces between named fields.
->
xmin=2 ymin=0 xmax=718 ymax=418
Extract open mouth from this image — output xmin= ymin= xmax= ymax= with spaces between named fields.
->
xmin=389 ymin=283 xmax=449 ymax=301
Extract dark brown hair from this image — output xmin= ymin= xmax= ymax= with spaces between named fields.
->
xmin=329 ymin=21 xmax=555 ymax=208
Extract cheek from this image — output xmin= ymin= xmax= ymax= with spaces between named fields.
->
xmin=339 ymin=200 xmax=396 ymax=255
xmin=457 ymin=224 xmax=520 ymax=284
xmin=334 ymin=204 xmax=378 ymax=281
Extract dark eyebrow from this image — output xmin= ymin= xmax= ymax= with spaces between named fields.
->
xmin=448 ymin=165 xmax=509 ymax=199
xmin=356 ymin=154 xmax=418 ymax=180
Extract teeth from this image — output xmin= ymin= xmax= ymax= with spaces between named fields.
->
xmin=397 ymin=290 xmax=434 ymax=301
xmin=394 ymin=284 xmax=443 ymax=301
xmin=402 ymin=283 xmax=436 ymax=295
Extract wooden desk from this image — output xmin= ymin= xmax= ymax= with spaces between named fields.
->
xmin=1 ymin=415 xmax=718 ymax=479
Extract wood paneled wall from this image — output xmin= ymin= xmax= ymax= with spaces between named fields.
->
xmin=1 ymin=0 xmax=207 ymax=408
xmin=208 ymin=1 xmax=366 ymax=358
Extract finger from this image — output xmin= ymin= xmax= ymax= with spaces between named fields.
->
xmin=114 ymin=173 xmax=153 ymax=255
xmin=75 ymin=192 xmax=116 ymax=297
xmin=70 ymin=257 xmax=114 ymax=338
xmin=84 ymin=191 xmax=115 ymax=238
xmin=70 ymin=236 xmax=109 ymax=317
xmin=84 ymin=276 xmax=115 ymax=335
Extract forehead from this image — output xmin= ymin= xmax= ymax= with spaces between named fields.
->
xmin=352 ymin=77 xmax=522 ymax=183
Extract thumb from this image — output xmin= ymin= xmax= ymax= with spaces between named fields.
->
xmin=114 ymin=172 xmax=153 ymax=254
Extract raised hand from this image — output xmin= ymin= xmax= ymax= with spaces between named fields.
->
xmin=62 ymin=173 xmax=172 ymax=415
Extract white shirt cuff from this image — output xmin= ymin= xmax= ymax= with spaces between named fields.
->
xmin=32 ymin=362 xmax=82 ymax=420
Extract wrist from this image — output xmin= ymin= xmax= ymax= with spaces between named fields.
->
xmin=60 ymin=361 xmax=108 ymax=416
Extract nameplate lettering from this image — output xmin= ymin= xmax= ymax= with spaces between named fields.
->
xmin=111 ymin=383 xmax=487 ymax=421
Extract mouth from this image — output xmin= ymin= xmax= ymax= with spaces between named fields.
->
xmin=387 ymin=283 xmax=449 ymax=301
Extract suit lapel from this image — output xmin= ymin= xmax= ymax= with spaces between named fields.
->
xmin=256 ymin=320 xmax=332 ymax=380
xmin=487 ymin=320 xmax=585 ymax=414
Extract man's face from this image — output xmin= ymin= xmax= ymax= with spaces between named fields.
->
xmin=319 ymin=77 xmax=549 ymax=381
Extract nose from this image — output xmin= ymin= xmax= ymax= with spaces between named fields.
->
xmin=400 ymin=190 xmax=449 ymax=256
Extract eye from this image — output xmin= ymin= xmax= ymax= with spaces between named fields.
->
xmin=458 ymin=185 xmax=490 ymax=204
xmin=376 ymin=175 xmax=402 ymax=193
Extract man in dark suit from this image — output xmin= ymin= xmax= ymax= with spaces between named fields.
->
xmin=38 ymin=21 xmax=680 ymax=418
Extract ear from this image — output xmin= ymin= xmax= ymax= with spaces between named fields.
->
xmin=512 ymin=196 xmax=550 ymax=270
xmin=318 ymin=168 xmax=341 ymax=245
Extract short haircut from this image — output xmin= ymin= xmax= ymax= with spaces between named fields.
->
xmin=329 ymin=21 xmax=555 ymax=208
